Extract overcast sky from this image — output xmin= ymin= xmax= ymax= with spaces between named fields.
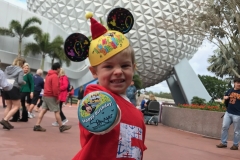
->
xmin=4 ymin=0 xmax=217 ymax=93
xmin=146 ymin=41 xmax=216 ymax=93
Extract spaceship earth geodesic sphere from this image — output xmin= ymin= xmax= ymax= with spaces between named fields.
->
xmin=27 ymin=0 xmax=203 ymax=87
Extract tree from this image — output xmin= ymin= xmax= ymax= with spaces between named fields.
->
xmin=24 ymin=32 xmax=64 ymax=70
xmin=49 ymin=46 xmax=71 ymax=67
xmin=0 ymin=17 xmax=42 ymax=57
xmin=133 ymin=74 xmax=142 ymax=90
xmin=144 ymin=91 xmax=172 ymax=99
xmin=198 ymin=75 xmax=229 ymax=99
xmin=170 ymin=0 xmax=240 ymax=78
xmin=207 ymin=45 xmax=238 ymax=78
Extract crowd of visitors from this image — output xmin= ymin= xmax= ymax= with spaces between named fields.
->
xmin=0 ymin=58 xmax=77 ymax=133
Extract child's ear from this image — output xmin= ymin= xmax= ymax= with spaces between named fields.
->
xmin=133 ymin=63 xmax=136 ymax=71
xmin=89 ymin=66 xmax=98 ymax=79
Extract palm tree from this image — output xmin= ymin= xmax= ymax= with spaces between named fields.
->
xmin=207 ymin=44 xmax=240 ymax=78
xmin=49 ymin=46 xmax=71 ymax=67
xmin=0 ymin=17 xmax=42 ymax=57
xmin=24 ymin=32 xmax=64 ymax=70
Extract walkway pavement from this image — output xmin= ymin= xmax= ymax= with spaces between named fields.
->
xmin=0 ymin=104 xmax=240 ymax=160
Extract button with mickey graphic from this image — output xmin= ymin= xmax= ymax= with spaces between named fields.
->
xmin=78 ymin=91 xmax=121 ymax=134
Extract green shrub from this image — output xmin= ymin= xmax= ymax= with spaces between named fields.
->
xmin=191 ymin=96 xmax=206 ymax=105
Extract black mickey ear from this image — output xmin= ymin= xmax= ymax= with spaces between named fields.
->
xmin=64 ymin=33 xmax=90 ymax=62
xmin=107 ymin=7 xmax=134 ymax=34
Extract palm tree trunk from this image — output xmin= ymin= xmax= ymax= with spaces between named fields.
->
xmin=41 ymin=53 xmax=45 ymax=70
xmin=18 ymin=38 xmax=22 ymax=57
xmin=51 ymin=58 xmax=54 ymax=66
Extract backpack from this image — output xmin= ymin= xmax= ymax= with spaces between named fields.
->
xmin=67 ymin=77 xmax=71 ymax=92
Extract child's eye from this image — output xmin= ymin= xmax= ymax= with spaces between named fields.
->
xmin=104 ymin=65 xmax=112 ymax=68
xmin=122 ymin=64 xmax=131 ymax=68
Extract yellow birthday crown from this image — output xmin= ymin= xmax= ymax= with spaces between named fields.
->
xmin=86 ymin=13 xmax=130 ymax=66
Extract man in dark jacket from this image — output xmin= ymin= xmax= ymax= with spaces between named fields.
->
xmin=33 ymin=63 xmax=71 ymax=133
xmin=28 ymin=69 xmax=44 ymax=117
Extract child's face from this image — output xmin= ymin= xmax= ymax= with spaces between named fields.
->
xmin=90 ymin=52 xmax=134 ymax=94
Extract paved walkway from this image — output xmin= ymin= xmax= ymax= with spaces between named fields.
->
xmin=0 ymin=105 xmax=240 ymax=160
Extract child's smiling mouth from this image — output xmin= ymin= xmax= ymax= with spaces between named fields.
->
xmin=110 ymin=79 xmax=125 ymax=83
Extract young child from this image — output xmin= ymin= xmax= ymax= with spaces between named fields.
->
xmin=70 ymin=11 xmax=147 ymax=160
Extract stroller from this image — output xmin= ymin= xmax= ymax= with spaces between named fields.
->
xmin=144 ymin=101 xmax=160 ymax=126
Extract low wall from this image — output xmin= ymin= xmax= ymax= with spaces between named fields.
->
xmin=161 ymin=106 xmax=233 ymax=140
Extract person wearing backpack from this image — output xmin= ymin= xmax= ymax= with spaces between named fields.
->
xmin=11 ymin=63 xmax=34 ymax=122
xmin=0 ymin=57 xmax=26 ymax=129
xmin=216 ymin=77 xmax=240 ymax=150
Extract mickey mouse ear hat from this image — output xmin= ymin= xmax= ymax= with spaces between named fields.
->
xmin=64 ymin=7 xmax=134 ymax=67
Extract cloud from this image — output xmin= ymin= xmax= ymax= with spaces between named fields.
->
xmin=189 ymin=40 xmax=216 ymax=76
xmin=145 ymin=82 xmax=170 ymax=93
xmin=3 ymin=0 xmax=27 ymax=9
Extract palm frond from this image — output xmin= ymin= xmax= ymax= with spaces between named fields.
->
xmin=22 ymin=17 xmax=41 ymax=30
xmin=64 ymin=56 xmax=71 ymax=67
xmin=38 ymin=33 xmax=51 ymax=52
xmin=9 ymin=20 xmax=22 ymax=35
xmin=50 ymin=36 xmax=63 ymax=47
xmin=24 ymin=43 xmax=41 ymax=56
xmin=50 ymin=46 xmax=71 ymax=66
xmin=33 ymin=32 xmax=43 ymax=43
xmin=0 ymin=27 xmax=15 ymax=37
xmin=23 ymin=26 xmax=42 ymax=37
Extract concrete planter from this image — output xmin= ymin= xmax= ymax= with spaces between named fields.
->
xmin=161 ymin=106 xmax=233 ymax=140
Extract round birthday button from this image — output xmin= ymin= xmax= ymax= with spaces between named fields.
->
xmin=78 ymin=91 xmax=121 ymax=134
xmin=107 ymin=7 xmax=134 ymax=34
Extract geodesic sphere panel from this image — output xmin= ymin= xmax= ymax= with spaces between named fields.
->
xmin=27 ymin=0 xmax=203 ymax=87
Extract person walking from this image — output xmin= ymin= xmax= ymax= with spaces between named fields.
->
xmin=52 ymin=68 xmax=69 ymax=126
xmin=0 ymin=57 xmax=26 ymax=129
xmin=126 ymin=80 xmax=137 ymax=106
xmin=77 ymin=86 xmax=84 ymax=107
xmin=0 ymin=88 xmax=7 ymax=108
xmin=33 ymin=63 xmax=71 ymax=132
xmin=65 ymin=85 xmax=74 ymax=107
xmin=35 ymin=89 xmax=43 ymax=111
xmin=11 ymin=63 xmax=34 ymax=122
xmin=0 ymin=59 xmax=12 ymax=108
xmin=28 ymin=69 xmax=44 ymax=115
xmin=216 ymin=77 xmax=240 ymax=150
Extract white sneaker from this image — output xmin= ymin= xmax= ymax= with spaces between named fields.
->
xmin=69 ymin=105 xmax=72 ymax=107
xmin=28 ymin=112 xmax=33 ymax=118
xmin=62 ymin=119 xmax=68 ymax=125
xmin=31 ymin=113 xmax=35 ymax=118
xmin=63 ymin=104 xmax=66 ymax=107
xmin=52 ymin=121 xmax=59 ymax=127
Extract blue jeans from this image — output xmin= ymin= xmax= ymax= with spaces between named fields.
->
xmin=221 ymin=112 xmax=240 ymax=146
